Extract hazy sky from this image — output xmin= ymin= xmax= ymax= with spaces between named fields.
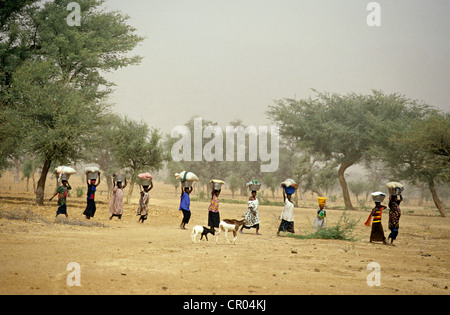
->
xmin=101 ymin=0 xmax=450 ymax=133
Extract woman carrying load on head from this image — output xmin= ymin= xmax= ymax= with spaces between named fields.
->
xmin=178 ymin=184 xmax=192 ymax=229
xmin=50 ymin=179 xmax=72 ymax=218
xmin=365 ymin=192 xmax=387 ymax=244
xmin=277 ymin=189 xmax=295 ymax=235
xmin=314 ymin=197 xmax=327 ymax=232
xmin=109 ymin=174 xmax=127 ymax=220
xmin=208 ymin=189 xmax=221 ymax=230
xmin=137 ymin=181 xmax=153 ymax=223
xmin=388 ymin=187 xmax=403 ymax=245
xmin=83 ymin=172 xmax=100 ymax=220
xmin=240 ymin=190 xmax=261 ymax=235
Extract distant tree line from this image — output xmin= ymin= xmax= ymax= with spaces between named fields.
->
xmin=267 ymin=90 xmax=449 ymax=217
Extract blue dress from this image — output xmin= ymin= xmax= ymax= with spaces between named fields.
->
xmin=83 ymin=185 xmax=96 ymax=218
xmin=179 ymin=192 xmax=191 ymax=223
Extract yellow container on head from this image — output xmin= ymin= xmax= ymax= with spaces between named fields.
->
xmin=318 ymin=197 xmax=327 ymax=208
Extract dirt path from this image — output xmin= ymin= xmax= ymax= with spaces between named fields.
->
xmin=0 ymin=176 xmax=449 ymax=295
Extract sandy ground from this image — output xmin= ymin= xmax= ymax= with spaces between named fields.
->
xmin=0 ymin=173 xmax=449 ymax=295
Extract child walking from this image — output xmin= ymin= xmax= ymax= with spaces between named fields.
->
xmin=137 ymin=182 xmax=153 ymax=223
xmin=314 ymin=197 xmax=327 ymax=232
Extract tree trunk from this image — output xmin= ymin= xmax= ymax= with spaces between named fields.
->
xmin=312 ymin=187 xmax=324 ymax=199
xmin=294 ymin=187 xmax=299 ymax=207
xmin=428 ymin=179 xmax=446 ymax=217
xmin=13 ymin=159 xmax=21 ymax=183
xmin=338 ymin=161 xmax=354 ymax=210
xmin=31 ymin=167 xmax=36 ymax=193
xmin=105 ymin=174 xmax=113 ymax=198
xmin=35 ymin=158 xmax=52 ymax=206
xmin=418 ymin=183 xmax=425 ymax=206
xmin=126 ymin=178 xmax=135 ymax=204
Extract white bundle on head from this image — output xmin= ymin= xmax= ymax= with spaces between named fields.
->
xmin=371 ymin=191 xmax=386 ymax=202
xmin=85 ymin=166 xmax=100 ymax=174
xmin=175 ymin=171 xmax=199 ymax=182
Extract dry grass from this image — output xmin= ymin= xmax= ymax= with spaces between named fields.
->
xmin=0 ymin=207 xmax=48 ymax=224
xmin=0 ymin=207 xmax=106 ymax=228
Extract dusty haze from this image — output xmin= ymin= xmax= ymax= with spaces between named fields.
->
xmin=100 ymin=0 xmax=450 ymax=133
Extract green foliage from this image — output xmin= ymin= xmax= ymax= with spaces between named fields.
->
xmin=76 ymin=186 xmax=85 ymax=197
xmin=257 ymin=196 xmax=284 ymax=207
xmin=165 ymin=160 xmax=185 ymax=188
xmin=21 ymin=159 xmax=35 ymax=179
xmin=6 ymin=59 xmax=104 ymax=164
xmin=348 ymin=180 xmax=366 ymax=200
xmin=0 ymin=0 xmax=144 ymax=204
xmin=173 ymin=116 xmax=265 ymax=190
xmin=228 ymin=173 xmax=243 ymax=197
xmin=286 ymin=212 xmax=359 ymax=241
xmin=381 ymin=112 xmax=449 ymax=184
xmin=268 ymin=91 xmax=373 ymax=162
xmin=378 ymin=111 xmax=449 ymax=217
xmin=110 ymin=117 xmax=167 ymax=178
xmin=30 ymin=0 xmax=143 ymax=99
xmin=267 ymin=90 xmax=443 ymax=210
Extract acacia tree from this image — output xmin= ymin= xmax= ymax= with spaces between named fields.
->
xmin=379 ymin=112 xmax=449 ymax=217
xmin=267 ymin=90 xmax=425 ymax=210
xmin=6 ymin=60 xmax=106 ymax=204
xmin=83 ymin=113 xmax=122 ymax=195
xmin=110 ymin=117 xmax=167 ymax=203
xmin=0 ymin=1 xmax=37 ymax=169
xmin=177 ymin=117 xmax=265 ymax=195
xmin=1 ymin=0 xmax=143 ymax=205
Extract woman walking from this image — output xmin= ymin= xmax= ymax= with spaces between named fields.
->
xmin=240 ymin=190 xmax=261 ymax=235
xmin=109 ymin=176 xmax=127 ymax=220
xmin=388 ymin=188 xmax=402 ymax=245
xmin=50 ymin=180 xmax=72 ymax=218
xmin=83 ymin=173 xmax=100 ymax=220
xmin=314 ymin=197 xmax=327 ymax=232
xmin=179 ymin=185 xmax=192 ymax=229
xmin=277 ymin=190 xmax=295 ymax=235
xmin=208 ymin=189 xmax=221 ymax=230
xmin=365 ymin=192 xmax=387 ymax=244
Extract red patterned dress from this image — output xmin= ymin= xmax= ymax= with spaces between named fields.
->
xmin=388 ymin=197 xmax=402 ymax=241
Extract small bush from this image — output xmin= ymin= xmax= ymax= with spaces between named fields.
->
xmin=76 ymin=186 xmax=85 ymax=197
xmin=286 ymin=212 xmax=359 ymax=241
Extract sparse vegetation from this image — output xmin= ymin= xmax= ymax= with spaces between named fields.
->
xmin=55 ymin=218 xmax=106 ymax=228
xmin=284 ymin=212 xmax=359 ymax=241
xmin=0 ymin=207 xmax=106 ymax=228
xmin=0 ymin=207 xmax=47 ymax=223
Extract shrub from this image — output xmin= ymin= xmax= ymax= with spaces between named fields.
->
xmin=286 ymin=211 xmax=359 ymax=241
